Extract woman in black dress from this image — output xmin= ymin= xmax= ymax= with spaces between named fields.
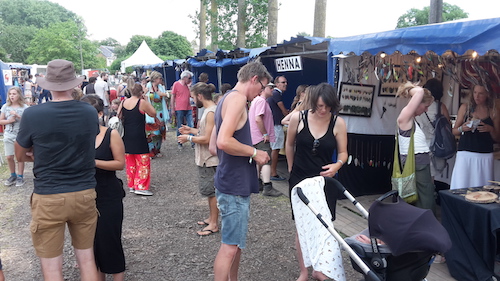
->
xmin=81 ymin=95 xmax=126 ymax=281
xmin=285 ymin=83 xmax=348 ymax=281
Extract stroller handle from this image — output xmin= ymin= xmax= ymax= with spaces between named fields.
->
xmin=296 ymin=186 xmax=310 ymax=205
xmin=376 ymin=190 xmax=399 ymax=203
xmin=296 ymin=187 xmax=382 ymax=281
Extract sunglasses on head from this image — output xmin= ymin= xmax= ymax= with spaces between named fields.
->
xmin=312 ymin=139 xmax=320 ymax=155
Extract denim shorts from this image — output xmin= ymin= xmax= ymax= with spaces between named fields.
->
xmin=216 ymin=190 xmax=250 ymax=249
xmin=270 ymin=125 xmax=284 ymax=150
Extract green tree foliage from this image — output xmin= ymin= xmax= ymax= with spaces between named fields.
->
xmin=396 ymin=2 xmax=468 ymax=28
xmin=192 ymin=0 xmax=268 ymax=50
xmin=98 ymin=38 xmax=121 ymax=47
xmin=0 ymin=25 xmax=38 ymax=62
xmin=0 ymin=0 xmax=78 ymax=28
xmin=153 ymin=31 xmax=193 ymax=59
xmin=26 ymin=21 xmax=102 ymax=70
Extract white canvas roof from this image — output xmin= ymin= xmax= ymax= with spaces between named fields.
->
xmin=121 ymin=40 xmax=163 ymax=72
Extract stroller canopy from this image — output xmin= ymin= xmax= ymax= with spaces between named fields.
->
xmin=368 ymin=198 xmax=451 ymax=256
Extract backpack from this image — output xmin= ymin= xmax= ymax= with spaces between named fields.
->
xmin=427 ymin=101 xmax=456 ymax=160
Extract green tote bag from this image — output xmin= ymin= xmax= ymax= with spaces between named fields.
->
xmin=391 ymin=126 xmax=417 ymax=204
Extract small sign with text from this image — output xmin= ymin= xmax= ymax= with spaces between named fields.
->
xmin=275 ymin=56 xmax=302 ymax=72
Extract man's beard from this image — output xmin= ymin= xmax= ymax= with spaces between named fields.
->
xmin=196 ymin=99 xmax=203 ymax=108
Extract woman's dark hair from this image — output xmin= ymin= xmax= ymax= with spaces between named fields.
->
xmin=423 ymin=78 xmax=443 ymax=101
xmin=308 ymin=83 xmax=340 ymax=113
xmin=220 ymin=83 xmax=232 ymax=94
xmin=191 ymin=82 xmax=216 ymax=101
xmin=81 ymin=94 xmax=104 ymax=113
xmin=131 ymin=84 xmax=143 ymax=97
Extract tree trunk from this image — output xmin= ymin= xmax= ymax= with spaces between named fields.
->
xmin=210 ymin=0 xmax=218 ymax=51
xmin=313 ymin=0 xmax=326 ymax=37
xmin=199 ymin=0 xmax=207 ymax=50
xmin=429 ymin=0 xmax=443 ymax=23
xmin=268 ymin=0 xmax=278 ymax=46
xmin=236 ymin=0 xmax=246 ymax=48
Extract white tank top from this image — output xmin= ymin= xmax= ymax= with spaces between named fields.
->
xmin=398 ymin=121 xmax=430 ymax=155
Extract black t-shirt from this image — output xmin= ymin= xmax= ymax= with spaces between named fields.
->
xmin=16 ymin=100 xmax=99 ymax=195
xmin=267 ymin=89 xmax=284 ymax=125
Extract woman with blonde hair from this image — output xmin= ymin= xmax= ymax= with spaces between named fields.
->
xmin=291 ymin=84 xmax=309 ymax=111
xmin=145 ymin=71 xmax=169 ymax=158
xmin=395 ymin=82 xmax=435 ymax=213
xmin=0 ymin=86 xmax=29 ymax=186
xmin=120 ymin=77 xmax=136 ymax=99
xmin=450 ymin=83 xmax=499 ymax=189
xmin=282 ymin=85 xmax=310 ymax=126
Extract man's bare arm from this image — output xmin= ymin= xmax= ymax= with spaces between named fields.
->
xmin=15 ymin=142 xmax=34 ymax=162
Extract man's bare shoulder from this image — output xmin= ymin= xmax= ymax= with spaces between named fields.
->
xmin=223 ymin=91 xmax=247 ymax=108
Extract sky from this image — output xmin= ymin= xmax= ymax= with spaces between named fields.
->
xmin=49 ymin=0 xmax=499 ymax=47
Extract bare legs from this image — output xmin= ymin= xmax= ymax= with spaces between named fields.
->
xmin=198 ymin=196 xmax=219 ymax=235
xmin=6 ymin=155 xmax=24 ymax=176
xmin=295 ymin=232 xmax=309 ymax=281
xmin=260 ymin=164 xmax=271 ymax=184
xmin=214 ymin=243 xmax=242 ymax=281
xmin=270 ymin=149 xmax=279 ymax=177
xmin=40 ymin=255 xmax=64 ymax=281
xmin=74 ymin=248 xmax=99 ymax=281
xmin=39 ymin=249 xmax=97 ymax=281
xmin=295 ymin=232 xmax=329 ymax=281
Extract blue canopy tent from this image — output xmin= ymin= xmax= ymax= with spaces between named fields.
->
xmin=258 ymin=36 xmax=330 ymax=108
xmin=187 ymin=49 xmax=252 ymax=92
xmin=143 ymin=59 xmax=186 ymax=90
xmin=325 ymin=17 xmax=500 ymax=196
xmin=0 ymin=60 xmax=11 ymax=105
xmin=328 ymin=17 xmax=500 ymax=58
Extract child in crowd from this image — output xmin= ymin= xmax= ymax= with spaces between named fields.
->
xmin=0 ymin=87 xmax=29 ymax=187
xmin=109 ymin=98 xmax=121 ymax=118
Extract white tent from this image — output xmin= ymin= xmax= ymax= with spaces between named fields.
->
xmin=121 ymin=40 xmax=163 ymax=72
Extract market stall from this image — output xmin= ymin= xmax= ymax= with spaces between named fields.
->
xmin=258 ymin=36 xmax=330 ymax=108
xmin=328 ymin=17 xmax=500 ymax=196
xmin=187 ymin=48 xmax=252 ymax=92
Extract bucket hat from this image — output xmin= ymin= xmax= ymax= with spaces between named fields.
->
xmin=36 ymin=59 xmax=83 ymax=91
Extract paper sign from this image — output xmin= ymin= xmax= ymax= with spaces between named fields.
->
xmin=3 ymin=70 xmax=12 ymax=86
xmin=275 ymin=56 xmax=302 ymax=72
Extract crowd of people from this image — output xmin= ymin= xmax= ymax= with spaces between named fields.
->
xmin=1 ymin=56 xmax=498 ymax=281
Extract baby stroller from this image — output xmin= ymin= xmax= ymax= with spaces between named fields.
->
xmin=291 ymin=176 xmax=451 ymax=281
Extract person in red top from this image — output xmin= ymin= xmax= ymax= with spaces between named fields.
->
xmin=171 ymin=70 xmax=194 ymax=148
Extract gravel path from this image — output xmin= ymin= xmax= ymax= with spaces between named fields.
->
xmin=0 ymin=130 xmax=363 ymax=281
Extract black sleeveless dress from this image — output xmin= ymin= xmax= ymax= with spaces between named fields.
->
xmin=94 ymin=128 xmax=126 ymax=274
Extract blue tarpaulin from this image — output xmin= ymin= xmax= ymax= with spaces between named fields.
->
xmin=328 ymin=17 xmax=500 ymax=56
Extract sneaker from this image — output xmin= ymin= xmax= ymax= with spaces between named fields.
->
xmin=270 ymin=175 xmax=286 ymax=181
xmin=262 ymin=184 xmax=284 ymax=197
xmin=15 ymin=177 xmax=25 ymax=187
xmin=4 ymin=176 xmax=16 ymax=186
xmin=129 ymin=188 xmax=135 ymax=193
xmin=135 ymin=189 xmax=153 ymax=196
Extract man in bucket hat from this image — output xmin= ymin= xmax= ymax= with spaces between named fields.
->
xmin=15 ymin=59 xmax=100 ymax=280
